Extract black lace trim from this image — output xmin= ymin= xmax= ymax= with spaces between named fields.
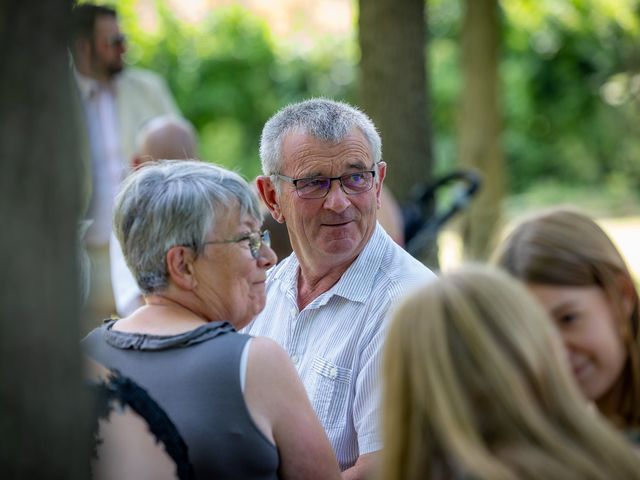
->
xmin=90 ymin=369 xmax=195 ymax=480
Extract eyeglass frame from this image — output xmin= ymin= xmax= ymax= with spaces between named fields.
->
xmin=107 ymin=33 xmax=127 ymax=47
xmin=271 ymin=167 xmax=379 ymax=199
xmin=198 ymin=230 xmax=271 ymax=260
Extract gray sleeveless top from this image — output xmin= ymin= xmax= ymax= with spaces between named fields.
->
xmin=83 ymin=320 xmax=279 ymax=480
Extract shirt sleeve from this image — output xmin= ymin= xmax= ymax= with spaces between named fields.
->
xmin=351 ymin=299 xmax=391 ymax=455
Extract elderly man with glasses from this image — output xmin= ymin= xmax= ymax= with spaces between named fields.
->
xmin=245 ymin=98 xmax=435 ymax=479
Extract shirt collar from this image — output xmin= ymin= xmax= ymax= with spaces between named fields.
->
xmin=74 ymin=69 xmax=116 ymax=101
xmin=273 ymin=223 xmax=387 ymax=306
xmin=328 ymin=223 xmax=386 ymax=303
xmin=271 ymin=251 xmax=300 ymax=294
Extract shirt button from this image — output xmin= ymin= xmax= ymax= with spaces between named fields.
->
xmin=329 ymin=367 xmax=338 ymax=379
xmin=291 ymin=355 xmax=299 ymax=365
xmin=290 ymin=308 xmax=297 ymax=316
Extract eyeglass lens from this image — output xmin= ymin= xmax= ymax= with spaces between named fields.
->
xmin=109 ymin=34 xmax=126 ymax=47
xmin=249 ymin=230 xmax=271 ymax=259
xmin=296 ymin=172 xmax=374 ymax=198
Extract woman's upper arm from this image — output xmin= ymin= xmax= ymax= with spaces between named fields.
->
xmin=244 ymin=337 xmax=341 ymax=480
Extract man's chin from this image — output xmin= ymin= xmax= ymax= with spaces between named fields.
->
xmin=107 ymin=65 xmax=124 ymax=77
xmin=319 ymin=236 xmax=359 ymax=256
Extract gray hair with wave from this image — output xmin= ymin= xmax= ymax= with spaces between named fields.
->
xmin=113 ymin=160 xmax=261 ymax=294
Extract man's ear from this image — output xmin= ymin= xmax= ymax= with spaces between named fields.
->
xmin=73 ymin=38 xmax=91 ymax=68
xmin=375 ymin=161 xmax=387 ymax=209
xmin=132 ymin=153 xmax=154 ymax=170
xmin=75 ymin=38 xmax=87 ymax=55
xmin=131 ymin=155 xmax=144 ymax=170
xmin=166 ymin=246 xmax=197 ymax=290
xmin=256 ymin=175 xmax=285 ymax=223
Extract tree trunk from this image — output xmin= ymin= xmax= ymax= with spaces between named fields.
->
xmin=458 ymin=0 xmax=504 ymax=260
xmin=358 ymin=0 xmax=436 ymax=264
xmin=0 ymin=1 xmax=91 ymax=477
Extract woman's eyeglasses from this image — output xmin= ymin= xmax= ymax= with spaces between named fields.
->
xmin=202 ymin=230 xmax=271 ymax=260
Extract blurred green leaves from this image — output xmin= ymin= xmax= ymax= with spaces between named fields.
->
xmin=114 ymin=0 xmax=355 ymax=179
xmin=430 ymin=0 xmax=640 ymax=195
xmin=105 ymin=0 xmax=639 ymax=196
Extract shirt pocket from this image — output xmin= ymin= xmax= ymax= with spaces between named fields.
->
xmin=311 ymin=355 xmax=353 ymax=429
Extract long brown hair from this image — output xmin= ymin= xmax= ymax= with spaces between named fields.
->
xmin=382 ymin=266 xmax=640 ymax=480
xmin=492 ymin=207 xmax=640 ymax=428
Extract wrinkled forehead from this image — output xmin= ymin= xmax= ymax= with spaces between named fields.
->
xmin=285 ymin=124 xmax=371 ymax=150
xmin=281 ymin=127 xmax=373 ymax=174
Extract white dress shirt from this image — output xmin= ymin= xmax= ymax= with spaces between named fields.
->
xmin=243 ymin=223 xmax=435 ymax=470
xmin=75 ymin=71 xmax=125 ymax=247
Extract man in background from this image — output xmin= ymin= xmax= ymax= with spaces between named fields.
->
xmin=110 ymin=115 xmax=198 ymax=318
xmin=70 ymin=4 xmax=179 ymax=327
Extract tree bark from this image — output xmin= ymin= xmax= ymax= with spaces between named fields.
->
xmin=0 ymin=1 xmax=91 ymax=477
xmin=358 ymin=0 xmax=433 ymax=201
xmin=358 ymin=0 xmax=435 ymax=263
xmin=458 ymin=0 xmax=504 ymax=260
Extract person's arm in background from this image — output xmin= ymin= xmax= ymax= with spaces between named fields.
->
xmin=244 ymin=337 xmax=341 ymax=480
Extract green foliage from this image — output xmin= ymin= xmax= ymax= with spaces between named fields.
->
xmin=430 ymin=0 xmax=640 ymax=194
xmin=94 ymin=0 xmax=640 ymax=197
xmin=505 ymin=178 xmax=640 ymax=218
xmin=110 ymin=0 xmax=355 ymax=179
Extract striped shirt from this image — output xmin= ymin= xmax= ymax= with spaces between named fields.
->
xmin=243 ymin=223 xmax=435 ymax=470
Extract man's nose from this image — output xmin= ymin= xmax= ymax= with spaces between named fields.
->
xmin=323 ymin=179 xmax=350 ymax=212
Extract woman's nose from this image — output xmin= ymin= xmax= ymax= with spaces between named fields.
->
xmin=258 ymin=243 xmax=277 ymax=268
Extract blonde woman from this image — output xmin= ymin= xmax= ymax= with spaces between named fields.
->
xmin=493 ymin=208 xmax=640 ymax=430
xmin=382 ymin=265 xmax=640 ymax=480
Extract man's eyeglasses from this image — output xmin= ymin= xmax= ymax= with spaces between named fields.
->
xmin=202 ymin=230 xmax=271 ymax=260
xmin=108 ymin=33 xmax=127 ymax=48
xmin=273 ymin=170 xmax=377 ymax=199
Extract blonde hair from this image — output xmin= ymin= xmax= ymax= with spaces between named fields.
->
xmin=382 ymin=265 xmax=640 ymax=480
xmin=492 ymin=207 xmax=640 ymax=428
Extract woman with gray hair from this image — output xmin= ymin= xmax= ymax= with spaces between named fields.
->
xmin=82 ymin=160 xmax=341 ymax=480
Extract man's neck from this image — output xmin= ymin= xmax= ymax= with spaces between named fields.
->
xmin=294 ymin=227 xmax=378 ymax=310
xmin=296 ymin=259 xmax=353 ymax=310
xmin=75 ymin=62 xmax=114 ymax=85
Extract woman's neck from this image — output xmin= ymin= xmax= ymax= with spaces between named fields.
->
xmin=112 ymin=295 xmax=209 ymax=335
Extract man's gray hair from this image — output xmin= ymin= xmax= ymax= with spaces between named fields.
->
xmin=113 ymin=160 xmax=261 ymax=294
xmin=259 ymin=98 xmax=382 ymax=175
